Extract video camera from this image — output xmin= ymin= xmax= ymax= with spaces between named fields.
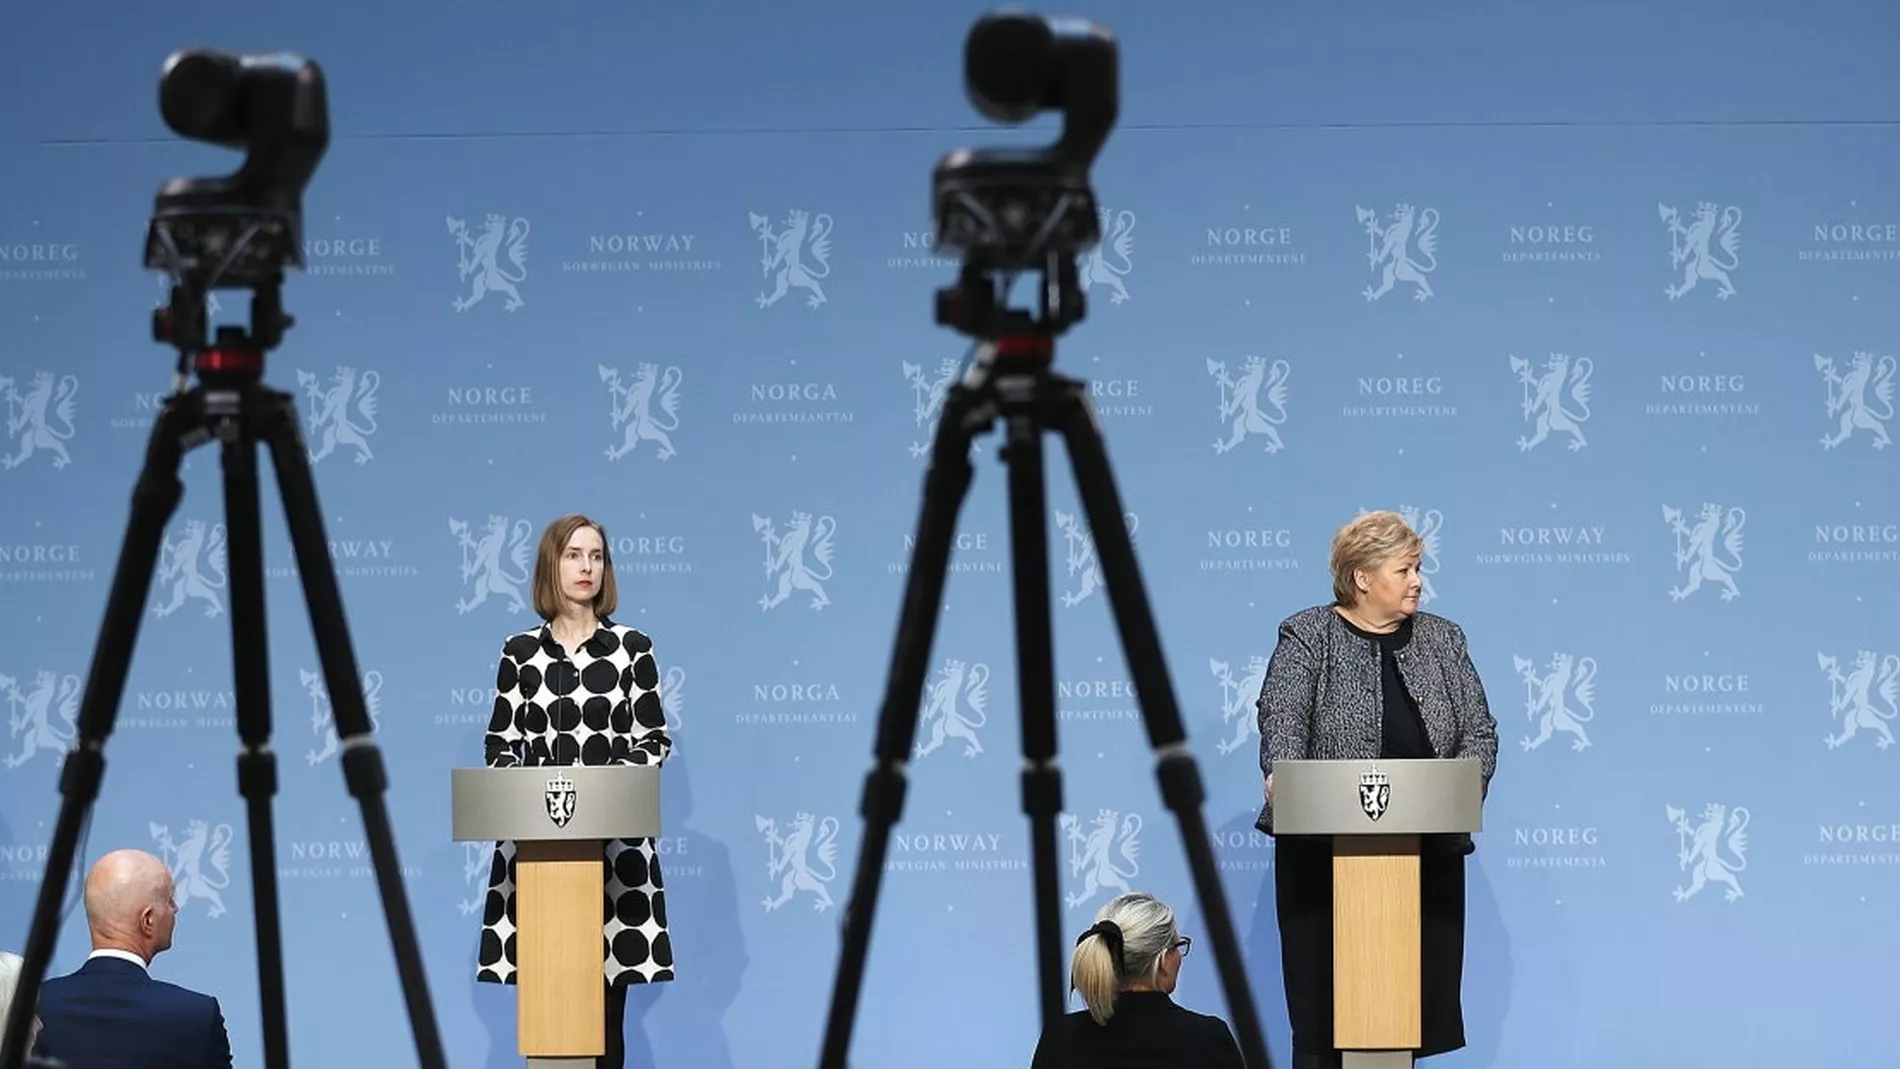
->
xmin=931 ymin=13 xmax=1118 ymax=339
xmin=143 ymin=48 xmax=329 ymax=362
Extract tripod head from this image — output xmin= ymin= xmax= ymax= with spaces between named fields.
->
xmin=932 ymin=12 xmax=1118 ymax=343
xmin=144 ymin=49 xmax=329 ymax=385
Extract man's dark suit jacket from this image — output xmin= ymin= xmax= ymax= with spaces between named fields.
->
xmin=32 ymin=954 xmax=234 ymax=1069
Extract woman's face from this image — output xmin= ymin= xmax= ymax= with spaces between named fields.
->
xmin=1355 ymin=548 xmax=1422 ymax=621
xmin=559 ymin=525 xmax=605 ymax=609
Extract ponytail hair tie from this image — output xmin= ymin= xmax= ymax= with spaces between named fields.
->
xmin=1076 ymin=920 xmax=1126 ymax=975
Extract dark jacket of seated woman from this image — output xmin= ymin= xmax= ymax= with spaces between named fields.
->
xmin=1029 ymin=891 xmax=1244 ymax=1069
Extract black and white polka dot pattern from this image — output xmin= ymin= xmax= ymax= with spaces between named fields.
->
xmin=475 ymin=620 xmax=675 ymax=987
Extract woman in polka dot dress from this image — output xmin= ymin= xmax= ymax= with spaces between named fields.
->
xmin=475 ymin=513 xmax=674 ymax=1068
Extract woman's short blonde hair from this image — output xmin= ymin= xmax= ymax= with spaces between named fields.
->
xmin=1329 ymin=510 xmax=1422 ymax=606
xmin=531 ymin=514 xmax=618 ymax=620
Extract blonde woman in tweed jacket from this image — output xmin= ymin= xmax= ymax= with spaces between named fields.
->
xmin=1253 ymin=510 xmax=1499 ymax=1069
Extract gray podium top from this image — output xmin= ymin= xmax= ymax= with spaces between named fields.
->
xmin=1271 ymin=758 xmax=1482 ymax=836
xmin=451 ymin=765 xmax=661 ymax=842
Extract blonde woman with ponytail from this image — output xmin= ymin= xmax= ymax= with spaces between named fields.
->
xmin=1028 ymin=892 xmax=1243 ymax=1068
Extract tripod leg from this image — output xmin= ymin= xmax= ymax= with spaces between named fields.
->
xmin=996 ymin=384 xmax=1067 ymax=1037
xmin=1049 ymin=380 xmax=1274 ymax=1069
xmin=217 ymin=427 xmax=291 ymax=1069
xmin=256 ymin=389 xmax=449 ymax=1069
xmin=0 ymin=394 xmax=196 ymax=1069
xmin=816 ymin=382 xmax=988 ymax=1069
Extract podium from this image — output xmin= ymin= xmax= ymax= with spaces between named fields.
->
xmin=452 ymin=765 xmax=661 ymax=1069
xmin=1270 ymin=758 xmax=1483 ymax=1069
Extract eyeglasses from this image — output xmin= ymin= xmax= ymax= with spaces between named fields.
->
xmin=1171 ymin=936 xmax=1192 ymax=958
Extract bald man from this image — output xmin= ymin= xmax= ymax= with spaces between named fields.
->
xmin=30 ymin=849 xmax=233 ymax=1069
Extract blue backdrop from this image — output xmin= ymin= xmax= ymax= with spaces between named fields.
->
xmin=3 ymin=1 xmax=1898 ymax=1067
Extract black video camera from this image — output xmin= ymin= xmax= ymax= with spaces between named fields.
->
xmin=932 ymin=12 xmax=1119 ymax=339
xmin=143 ymin=48 xmax=329 ymax=358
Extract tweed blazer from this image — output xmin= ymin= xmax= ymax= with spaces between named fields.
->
xmin=1253 ymin=604 xmax=1498 ymax=836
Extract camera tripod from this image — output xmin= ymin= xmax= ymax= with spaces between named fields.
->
xmin=814 ymin=259 xmax=1272 ymax=1068
xmin=0 ymin=271 xmax=448 ymax=1069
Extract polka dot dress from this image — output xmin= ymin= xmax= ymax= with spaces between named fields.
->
xmin=475 ymin=620 xmax=675 ymax=987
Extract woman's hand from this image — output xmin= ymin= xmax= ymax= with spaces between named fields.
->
xmin=1264 ymin=772 xmax=1273 ymax=803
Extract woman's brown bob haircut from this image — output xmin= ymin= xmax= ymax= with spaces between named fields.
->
xmin=531 ymin=513 xmax=618 ymax=620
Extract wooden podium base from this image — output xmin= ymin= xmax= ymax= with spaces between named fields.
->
xmin=1333 ymin=833 xmax=1421 ymax=1055
xmin=516 ymin=839 xmax=606 ymax=1061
